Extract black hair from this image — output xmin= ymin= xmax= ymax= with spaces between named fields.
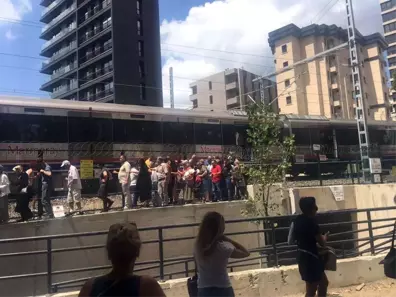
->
xmin=299 ymin=197 xmax=317 ymax=215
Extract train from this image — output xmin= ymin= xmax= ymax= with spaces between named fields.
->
xmin=1 ymin=95 xmax=396 ymax=187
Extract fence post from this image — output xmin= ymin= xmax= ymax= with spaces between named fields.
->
xmin=356 ymin=159 xmax=361 ymax=184
xmin=366 ymin=211 xmax=375 ymax=255
xmin=46 ymin=239 xmax=53 ymax=294
xmin=158 ymin=228 xmax=164 ymax=280
xmin=184 ymin=261 xmax=189 ymax=277
xmin=317 ymin=152 xmax=322 ymax=186
xmin=271 ymin=222 xmax=279 ymax=267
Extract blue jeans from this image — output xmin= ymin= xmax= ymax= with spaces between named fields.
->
xmin=130 ymin=185 xmax=138 ymax=207
xmin=212 ymin=181 xmax=222 ymax=202
xmin=198 ymin=287 xmax=235 ymax=297
xmin=225 ymin=177 xmax=234 ymax=201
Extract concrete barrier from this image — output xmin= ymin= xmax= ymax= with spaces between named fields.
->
xmin=51 ymin=254 xmax=387 ymax=297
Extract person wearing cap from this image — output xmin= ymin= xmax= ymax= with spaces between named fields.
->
xmin=61 ymin=160 xmax=83 ymax=216
xmin=0 ymin=165 xmax=10 ymax=223
xmin=12 ymin=165 xmax=32 ymax=222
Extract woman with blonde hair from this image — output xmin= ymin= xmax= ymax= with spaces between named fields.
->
xmin=194 ymin=212 xmax=250 ymax=297
xmin=79 ymin=222 xmax=165 ymax=297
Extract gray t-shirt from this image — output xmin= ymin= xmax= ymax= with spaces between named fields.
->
xmin=194 ymin=241 xmax=235 ymax=288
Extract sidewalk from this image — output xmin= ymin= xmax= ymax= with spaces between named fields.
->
xmin=288 ymin=279 xmax=395 ymax=297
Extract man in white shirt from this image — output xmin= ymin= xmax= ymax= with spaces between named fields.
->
xmin=155 ymin=157 xmax=170 ymax=206
xmin=61 ymin=160 xmax=83 ymax=215
xmin=0 ymin=165 xmax=10 ymax=223
xmin=114 ymin=154 xmax=131 ymax=209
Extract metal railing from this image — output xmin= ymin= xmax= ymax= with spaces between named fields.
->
xmin=0 ymin=206 xmax=395 ymax=295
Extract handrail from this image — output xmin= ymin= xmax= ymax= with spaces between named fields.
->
xmin=0 ymin=206 xmax=395 ymax=295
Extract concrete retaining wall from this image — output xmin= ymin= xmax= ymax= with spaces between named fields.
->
xmin=52 ymin=254 xmax=387 ymax=297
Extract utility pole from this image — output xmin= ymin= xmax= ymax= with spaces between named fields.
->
xmin=345 ymin=0 xmax=371 ymax=182
xmin=169 ymin=67 xmax=175 ymax=109
xmin=237 ymin=68 xmax=243 ymax=110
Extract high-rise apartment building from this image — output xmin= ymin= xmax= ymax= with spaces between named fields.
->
xmin=39 ymin=0 xmax=163 ymax=106
xmin=189 ymin=68 xmax=277 ymax=111
xmin=268 ymin=24 xmax=389 ymax=121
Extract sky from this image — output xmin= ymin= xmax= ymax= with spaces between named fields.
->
xmin=0 ymin=0 xmax=386 ymax=109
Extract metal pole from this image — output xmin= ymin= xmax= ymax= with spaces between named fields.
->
xmin=46 ymin=239 xmax=53 ymax=294
xmin=169 ymin=67 xmax=175 ymax=109
xmin=366 ymin=210 xmax=376 ymax=255
xmin=158 ymin=228 xmax=165 ymax=280
xmin=345 ymin=0 xmax=371 ymax=182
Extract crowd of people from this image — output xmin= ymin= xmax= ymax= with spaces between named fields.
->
xmin=100 ymin=153 xmax=248 ymax=212
xmin=77 ymin=198 xmax=330 ymax=297
xmin=0 ymin=152 xmax=248 ymax=223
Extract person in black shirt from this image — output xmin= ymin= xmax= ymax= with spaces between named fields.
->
xmin=293 ymin=197 xmax=329 ymax=297
xmin=98 ymin=165 xmax=113 ymax=212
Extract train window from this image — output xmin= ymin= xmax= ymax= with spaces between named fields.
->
xmin=194 ymin=123 xmax=222 ymax=145
xmin=222 ymin=124 xmax=249 ymax=146
xmin=336 ymin=129 xmax=359 ymax=145
xmin=68 ymin=117 xmax=113 ymax=142
xmin=163 ymin=122 xmax=194 ymax=144
xmin=292 ymin=128 xmax=311 ymax=145
xmin=113 ymin=119 xmax=162 ymax=143
xmin=0 ymin=114 xmax=68 ymax=142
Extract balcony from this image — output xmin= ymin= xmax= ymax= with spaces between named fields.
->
xmin=81 ymin=88 xmax=114 ymax=102
xmin=41 ymin=62 xmax=78 ymax=91
xmin=333 ymin=98 xmax=341 ymax=107
xmin=79 ymin=22 xmax=112 ymax=48
xmin=79 ymin=1 xmax=111 ymax=30
xmin=225 ymin=81 xmax=238 ymax=91
xmin=51 ymin=61 xmax=78 ymax=80
xmin=41 ymin=3 xmax=76 ymax=39
xmin=80 ymin=42 xmax=113 ymax=69
xmin=80 ymin=65 xmax=114 ymax=90
xmin=189 ymin=93 xmax=198 ymax=102
xmin=329 ymin=65 xmax=337 ymax=73
xmin=41 ymin=0 xmax=70 ymax=23
xmin=331 ymin=82 xmax=339 ymax=90
xmin=41 ymin=23 xmax=77 ymax=55
xmin=41 ymin=41 xmax=77 ymax=73
xmin=50 ymin=81 xmax=78 ymax=98
xmin=227 ymin=96 xmax=239 ymax=106
xmin=225 ymin=68 xmax=237 ymax=76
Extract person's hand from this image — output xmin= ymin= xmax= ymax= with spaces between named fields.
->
xmin=40 ymin=169 xmax=45 ymax=173
xmin=113 ymin=170 xmax=118 ymax=174
xmin=324 ymin=231 xmax=330 ymax=241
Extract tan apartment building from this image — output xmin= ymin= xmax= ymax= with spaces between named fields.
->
xmin=189 ymin=68 xmax=277 ymax=111
xmin=380 ymin=0 xmax=396 ymax=115
xmin=268 ymin=24 xmax=389 ymax=121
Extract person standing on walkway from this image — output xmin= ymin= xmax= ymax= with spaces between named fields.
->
xmin=98 ymin=164 xmax=113 ymax=212
xmin=114 ymin=153 xmax=131 ymax=209
xmin=194 ymin=211 xmax=250 ymax=297
xmin=293 ymin=197 xmax=329 ymax=297
xmin=12 ymin=165 xmax=32 ymax=222
xmin=155 ymin=157 xmax=169 ymax=206
xmin=37 ymin=152 xmax=54 ymax=219
xmin=136 ymin=158 xmax=152 ymax=207
xmin=211 ymin=160 xmax=222 ymax=202
xmin=130 ymin=161 xmax=139 ymax=208
xmin=61 ymin=160 xmax=83 ymax=216
xmin=0 ymin=165 xmax=10 ymax=223
xmin=78 ymin=222 xmax=166 ymax=297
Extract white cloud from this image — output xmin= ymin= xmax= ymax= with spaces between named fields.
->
xmin=0 ymin=0 xmax=32 ymax=22
xmin=5 ymin=28 xmax=16 ymax=39
xmin=160 ymin=0 xmax=383 ymax=108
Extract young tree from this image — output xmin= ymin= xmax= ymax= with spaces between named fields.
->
xmin=242 ymin=102 xmax=295 ymax=218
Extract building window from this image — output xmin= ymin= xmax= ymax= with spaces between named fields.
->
xmin=285 ymin=79 xmax=290 ymax=87
xmin=139 ymin=61 xmax=145 ymax=78
xmin=349 ymin=75 xmax=353 ymax=84
xmin=286 ymin=96 xmax=292 ymax=105
xmin=138 ymin=41 xmax=144 ymax=57
xmin=192 ymin=86 xmax=197 ymax=95
xmin=383 ymin=76 xmax=386 ymax=85
xmin=137 ymin=0 xmax=141 ymax=15
xmin=363 ymin=76 xmax=366 ymax=84
xmin=281 ymin=44 xmax=287 ymax=53
xmin=193 ymin=99 xmax=198 ymax=108
xmin=137 ymin=20 xmax=142 ymax=36
xmin=140 ymin=84 xmax=146 ymax=100
xmin=365 ymin=93 xmax=368 ymax=99
xmin=209 ymin=81 xmax=212 ymax=90
xmin=274 ymin=59 xmax=276 ymax=64
xmin=209 ymin=95 xmax=213 ymax=104
xmin=283 ymin=61 xmax=288 ymax=68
